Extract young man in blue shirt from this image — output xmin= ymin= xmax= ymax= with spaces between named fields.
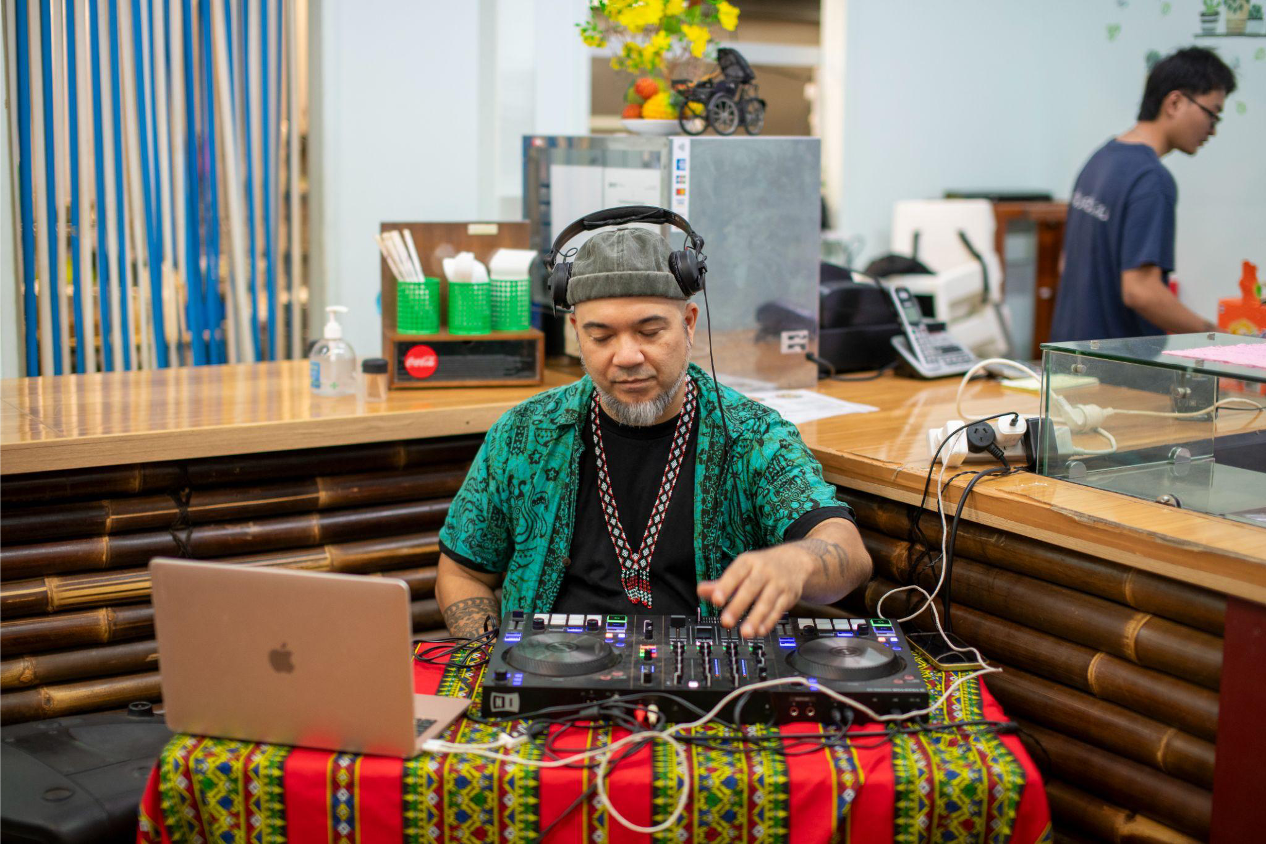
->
xmin=1050 ymin=47 xmax=1236 ymax=342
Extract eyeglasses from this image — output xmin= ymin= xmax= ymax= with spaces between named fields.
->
xmin=1181 ymin=92 xmax=1221 ymax=126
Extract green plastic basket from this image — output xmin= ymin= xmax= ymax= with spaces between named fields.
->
xmin=491 ymin=278 xmax=531 ymax=332
xmin=397 ymin=278 xmax=440 ymax=335
xmin=448 ymin=281 xmax=492 ymax=335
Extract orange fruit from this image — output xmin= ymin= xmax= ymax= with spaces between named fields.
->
xmin=622 ymin=103 xmax=643 ymax=118
xmin=634 ymin=77 xmax=660 ymax=100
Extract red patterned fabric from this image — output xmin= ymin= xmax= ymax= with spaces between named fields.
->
xmin=138 ymin=653 xmax=1051 ymax=843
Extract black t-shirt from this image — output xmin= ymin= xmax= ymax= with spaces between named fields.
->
xmin=552 ymin=404 xmax=701 ymax=616
xmin=550 ymin=403 xmax=853 ymax=617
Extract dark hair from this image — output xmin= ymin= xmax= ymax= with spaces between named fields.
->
xmin=1138 ymin=47 xmax=1237 ymax=120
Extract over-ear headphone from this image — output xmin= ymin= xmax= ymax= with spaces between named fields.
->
xmin=544 ymin=205 xmax=707 ymax=312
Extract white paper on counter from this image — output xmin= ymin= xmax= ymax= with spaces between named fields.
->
xmin=744 ymin=389 xmax=879 ymax=424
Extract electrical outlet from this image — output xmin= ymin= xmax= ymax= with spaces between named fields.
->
xmin=780 ymin=330 xmax=809 ymax=354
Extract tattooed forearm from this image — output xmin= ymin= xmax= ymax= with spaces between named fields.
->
xmin=443 ymin=596 xmax=500 ymax=639
xmin=795 ymin=538 xmax=851 ymax=585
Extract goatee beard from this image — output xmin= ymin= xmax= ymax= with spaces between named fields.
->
xmin=591 ymin=364 xmax=690 ymax=427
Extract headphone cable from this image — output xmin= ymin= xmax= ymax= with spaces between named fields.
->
xmin=699 ymin=262 xmax=739 ymax=616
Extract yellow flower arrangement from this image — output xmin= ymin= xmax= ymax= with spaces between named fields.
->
xmin=614 ymin=0 xmax=664 ymax=32
xmin=716 ymin=1 xmax=739 ymax=31
xmin=680 ymin=23 xmax=709 ymax=58
xmin=577 ymin=0 xmax=741 ymax=83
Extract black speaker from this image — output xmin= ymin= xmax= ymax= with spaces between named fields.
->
xmin=1 ymin=704 xmax=173 ymax=844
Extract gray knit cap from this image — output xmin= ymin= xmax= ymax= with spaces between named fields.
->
xmin=566 ymin=227 xmax=685 ymax=306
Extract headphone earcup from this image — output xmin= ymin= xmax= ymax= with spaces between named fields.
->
xmin=668 ymin=249 xmax=704 ymax=297
xmin=550 ymin=262 xmax=573 ymax=310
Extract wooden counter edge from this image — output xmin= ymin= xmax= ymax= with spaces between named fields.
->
xmin=0 ymin=404 xmax=519 ymax=475
xmin=817 ymin=450 xmax=1266 ymax=605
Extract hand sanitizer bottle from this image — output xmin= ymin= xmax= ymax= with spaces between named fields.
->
xmin=310 ymin=306 xmax=357 ymax=396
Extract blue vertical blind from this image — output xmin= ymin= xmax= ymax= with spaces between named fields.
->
xmin=4 ymin=0 xmax=306 ymax=375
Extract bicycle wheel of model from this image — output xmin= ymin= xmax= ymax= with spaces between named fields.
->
xmin=708 ymin=95 xmax=739 ymax=135
xmin=741 ymin=98 xmax=765 ymax=135
xmin=678 ymin=99 xmax=707 ymax=135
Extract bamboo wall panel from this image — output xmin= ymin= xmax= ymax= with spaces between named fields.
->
xmin=0 ymin=671 xmax=164 ymax=724
xmin=1017 ymin=720 xmax=1211 ymax=839
xmin=220 ymin=536 xmax=441 ymax=574
xmin=411 ymin=599 xmax=442 ymax=632
xmin=1044 ymin=781 xmax=1198 ymax=844
xmin=859 ymin=529 xmax=1223 ymax=689
xmin=2 ymin=465 xmax=183 ymax=506
xmin=1 ymin=436 xmax=482 ymax=504
xmin=983 ymin=664 xmax=1215 ymax=788
xmin=1 ymin=464 xmax=468 ymax=545
xmin=864 ymin=577 xmax=1219 ymax=741
xmin=843 ymin=484 xmax=1231 ymax=843
xmin=844 ymin=490 xmax=1226 ymax=637
xmin=0 ymin=440 xmax=471 ymax=723
xmin=0 ymin=499 xmax=451 ymax=582
xmin=1 ymin=532 xmax=442 ymax=618
xmin=1 ymin=639 xmax=160 ymax=690
xmin=0 ymin=536 xmax=441 ymax=652
xmin=0 ymin=605 xmax=156 ymax=654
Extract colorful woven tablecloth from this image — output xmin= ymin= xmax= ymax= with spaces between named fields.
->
xmin=137 ymin=650 xmax=1051 ymax=843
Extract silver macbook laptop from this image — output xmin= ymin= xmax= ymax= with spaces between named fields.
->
xmin=150 ymin=558 xmax=470 ymax=758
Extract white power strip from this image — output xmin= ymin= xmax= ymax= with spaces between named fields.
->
xmin=925 ymin=417 xmax=1028 ymax=467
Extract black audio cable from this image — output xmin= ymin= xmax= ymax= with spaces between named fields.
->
xmin=937 ymin=460 xmax=1014 ymax=632
xmin=906 ymin=412 xmax=1020 ymax=587
xmin=413 ymin=624 xmax=499 ymax=669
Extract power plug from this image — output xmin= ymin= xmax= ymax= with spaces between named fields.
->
xmin=926 ymin=420 xmax=970 ymax=467
xmin=965 ymin=422 xmax=1003 ymax=459
xmin=927 ymin=419 xmax=1027 ymax=466
xmin=1021 ymin=417 xmax=1081 ymax=468
xmin=995 ymin=414 xmax=1027 ymax=447
xmin=1052 ymin=396 xmax=1108 ymax=433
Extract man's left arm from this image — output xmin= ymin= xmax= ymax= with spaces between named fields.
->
xmin=697 ymin=517 xmax=872 ymax=638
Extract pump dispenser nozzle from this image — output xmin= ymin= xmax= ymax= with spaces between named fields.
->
xmin=323 ymin=305 xmax=349 ymax=340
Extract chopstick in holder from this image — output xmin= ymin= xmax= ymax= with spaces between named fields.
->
xmin=403 ymin=230 xmax=425 ymax=282
xmin=375 ymin=233 xmax=410 ymax=281
xmin=386 ymin=231 xmax=418 ymax=281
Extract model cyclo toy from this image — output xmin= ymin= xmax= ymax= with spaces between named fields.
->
xmin=673 ymin=47 xmax=765 ymax=136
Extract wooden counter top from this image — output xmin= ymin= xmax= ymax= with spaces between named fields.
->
xmin=3 ymin=362 xmax=1262 ymax=601
xmin=801 ymin=374 xmax=1266 ymax=603
xmin=1 ymin=361 xmax=576 ymax=475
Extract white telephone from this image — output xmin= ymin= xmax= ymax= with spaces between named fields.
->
xmin=886 ymin=285 xmax=977 ymax=379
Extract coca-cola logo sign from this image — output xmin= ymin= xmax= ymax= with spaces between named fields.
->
xmin=404 ymin=345 xmax=439 ymax=379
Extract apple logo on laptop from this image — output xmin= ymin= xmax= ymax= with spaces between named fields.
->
xmin=269 ymin=643 xmax=295 ymax=674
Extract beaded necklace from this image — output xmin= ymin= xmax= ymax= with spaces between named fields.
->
xmin=590 ymin=379 xmax=696 ymax=608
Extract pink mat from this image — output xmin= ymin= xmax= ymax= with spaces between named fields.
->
xmin=1164 ymin=342 xmax=1266 ymax=370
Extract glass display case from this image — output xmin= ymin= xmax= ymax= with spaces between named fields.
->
xmin=1038 ymin=333 xmax=1266 ymax=528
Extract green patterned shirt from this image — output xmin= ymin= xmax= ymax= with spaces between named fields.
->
xmin=438 ymin=363 xmax=852 ymax=614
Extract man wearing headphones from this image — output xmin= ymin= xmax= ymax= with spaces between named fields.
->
xmin=436 ymin=209 xmax=871 ymax=639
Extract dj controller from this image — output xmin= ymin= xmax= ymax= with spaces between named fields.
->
xmin=481 ymin=612 xmax=930 ymax=724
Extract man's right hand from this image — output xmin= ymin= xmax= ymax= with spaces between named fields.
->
xmin=436 ymin=553 xmax=502 ymax=639
xmin=1121 ymin=265 xmax=1216 ymax=333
